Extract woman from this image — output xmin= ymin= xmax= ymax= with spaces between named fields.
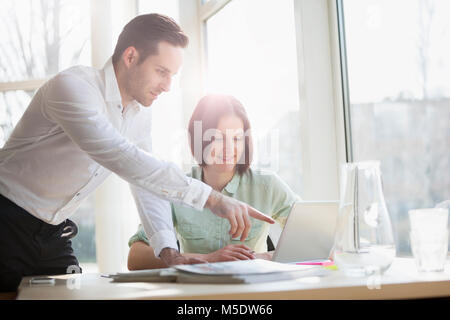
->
xmin=127 ymin=94 xmax=301 ymax=270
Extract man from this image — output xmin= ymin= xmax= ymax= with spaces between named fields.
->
xmin=0 ymin=14 xmax=274 ymax=292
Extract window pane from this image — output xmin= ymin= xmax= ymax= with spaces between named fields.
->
xmin=205 ymin=0 xmax=302 ymax=194
xmin=0 ymin=90 xmax=34 ymax=146
xmin=70 ymin=194 xmax=97 ymax=272
xmin=342 ymin=0 xmax=450 ymax=255
xmin=0 ymin=0 xmax=91 ymax=82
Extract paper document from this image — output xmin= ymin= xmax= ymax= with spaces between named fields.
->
xmin=108 ymin=267 xmax=178 ymax=282
xmin=174 ymin=259 xmax=330 ymax=284
xmin=174 ymin=259 xmax=316 ymax=275
xmin=107 ymin=259 xmax=331 ymax=284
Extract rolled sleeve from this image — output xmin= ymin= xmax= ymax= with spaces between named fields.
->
xmin=128 ymin=224 xmax=150 ymax=247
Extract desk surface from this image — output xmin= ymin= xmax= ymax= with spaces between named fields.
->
xmin=17 ymin=257 xmax=450 ymax=300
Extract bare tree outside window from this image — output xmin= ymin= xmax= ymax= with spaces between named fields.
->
xmin=0 ymin=0 xmax=90 ymax=145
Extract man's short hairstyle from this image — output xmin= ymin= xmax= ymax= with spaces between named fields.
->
xmin=112 ymin=13 xmax=188 ymax=64
xmin=188 ymin=94 xmax=253 ymax=175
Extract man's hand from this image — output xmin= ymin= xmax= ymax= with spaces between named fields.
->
xmin=205 ymin=190 xmax=275 ymax=241
xmin=206 ymin=244 xmax=256 ymax=263
xmin=159 ymin=248 xmax=207 ymax=266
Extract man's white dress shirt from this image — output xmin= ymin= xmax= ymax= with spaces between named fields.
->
xmin=0 ymin=58 xmax=212 ymax=256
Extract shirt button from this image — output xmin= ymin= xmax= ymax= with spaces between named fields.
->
xmin=76 ymin=193 xmax=80 ymax=197
xmin=94 ymin=173 xmax=98 ymax=177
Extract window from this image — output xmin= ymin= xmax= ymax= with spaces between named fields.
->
xmin=0 ymin=0 xmax=91 ymax=82
xmin=0 ymin=90 xmax=34 ymax=143
xmin=0 ymin=0 xmax=96 ymax=270
xmin=0 ymin=0 xmax=91 ymax=146
xmin=203 ymin=0 xmax=303 ymax=195
xmin=339 ymin=0 xmax=450 ymax=255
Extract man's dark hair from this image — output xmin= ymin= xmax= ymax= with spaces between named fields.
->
xmin=112 ymin=13 xmax=188 ymax=64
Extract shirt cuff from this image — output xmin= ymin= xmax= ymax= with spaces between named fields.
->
xmin=182 ymin=178 xmax=212 ymax=211
xmin=128 ymin=226 xmax=150 ymax=247
xmin=149 ymin=229 xmax=179 ymax=258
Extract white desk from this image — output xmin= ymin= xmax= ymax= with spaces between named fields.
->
xmin=17 ymin=257 xmax=450 ymax=300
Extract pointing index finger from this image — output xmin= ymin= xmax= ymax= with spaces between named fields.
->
xmin=247 ymin=206 xmax=275 ymax=224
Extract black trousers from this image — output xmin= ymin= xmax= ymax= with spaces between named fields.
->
xmin=0 ymin=194 xmax=81 ymax=292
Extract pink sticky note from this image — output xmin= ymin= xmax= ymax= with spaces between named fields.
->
xmin=296 ymin=260 xmax=334 ymax=267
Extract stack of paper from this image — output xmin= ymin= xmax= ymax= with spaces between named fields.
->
xmin=107 ymin=259 xmax=330 ymax=284
xmin=108 ymin=268 xmax=178 ymax=283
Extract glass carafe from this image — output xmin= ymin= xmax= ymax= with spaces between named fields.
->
xmin=333 ymin=161 xmax=396 ymax=276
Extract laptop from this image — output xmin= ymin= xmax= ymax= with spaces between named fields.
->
xmin=272 ymin=201 xmax=339 ymax=263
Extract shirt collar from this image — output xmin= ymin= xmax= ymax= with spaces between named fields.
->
xmin=224 ymin=172 xmax=241 ymax=195
xmin=103 ymin=57 xmax=142 ymax=114
xmin=126 ymin=100 xmax=142 ymax=114
xmin=103 ymin=57 xmax=122 ymax=103
xmin=191 ymin=166 xmax=241 ymax=195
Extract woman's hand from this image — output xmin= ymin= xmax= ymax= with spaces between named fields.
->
xmin=206 ymin=244 xmax=256 ymax=263
xmin=159 ymin=248 xmax=208 ymax=266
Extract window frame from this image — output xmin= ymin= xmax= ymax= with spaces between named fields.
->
xmin=0 ymin=80 xmax=46 ymax=139
xmin=0 ymin=79 xmax=47 ymax=92
xmin=334 ymin=0 xmax=353 ymax=162
xmin=195 ymin=0 xmax=347 ymax=201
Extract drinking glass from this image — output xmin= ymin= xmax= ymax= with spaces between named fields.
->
xmin=409 ymin=208 xmax=449 ymax=272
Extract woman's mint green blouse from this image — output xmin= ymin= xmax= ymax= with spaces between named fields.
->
xmin=128 ymin=166 xmax=301 ymax=253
